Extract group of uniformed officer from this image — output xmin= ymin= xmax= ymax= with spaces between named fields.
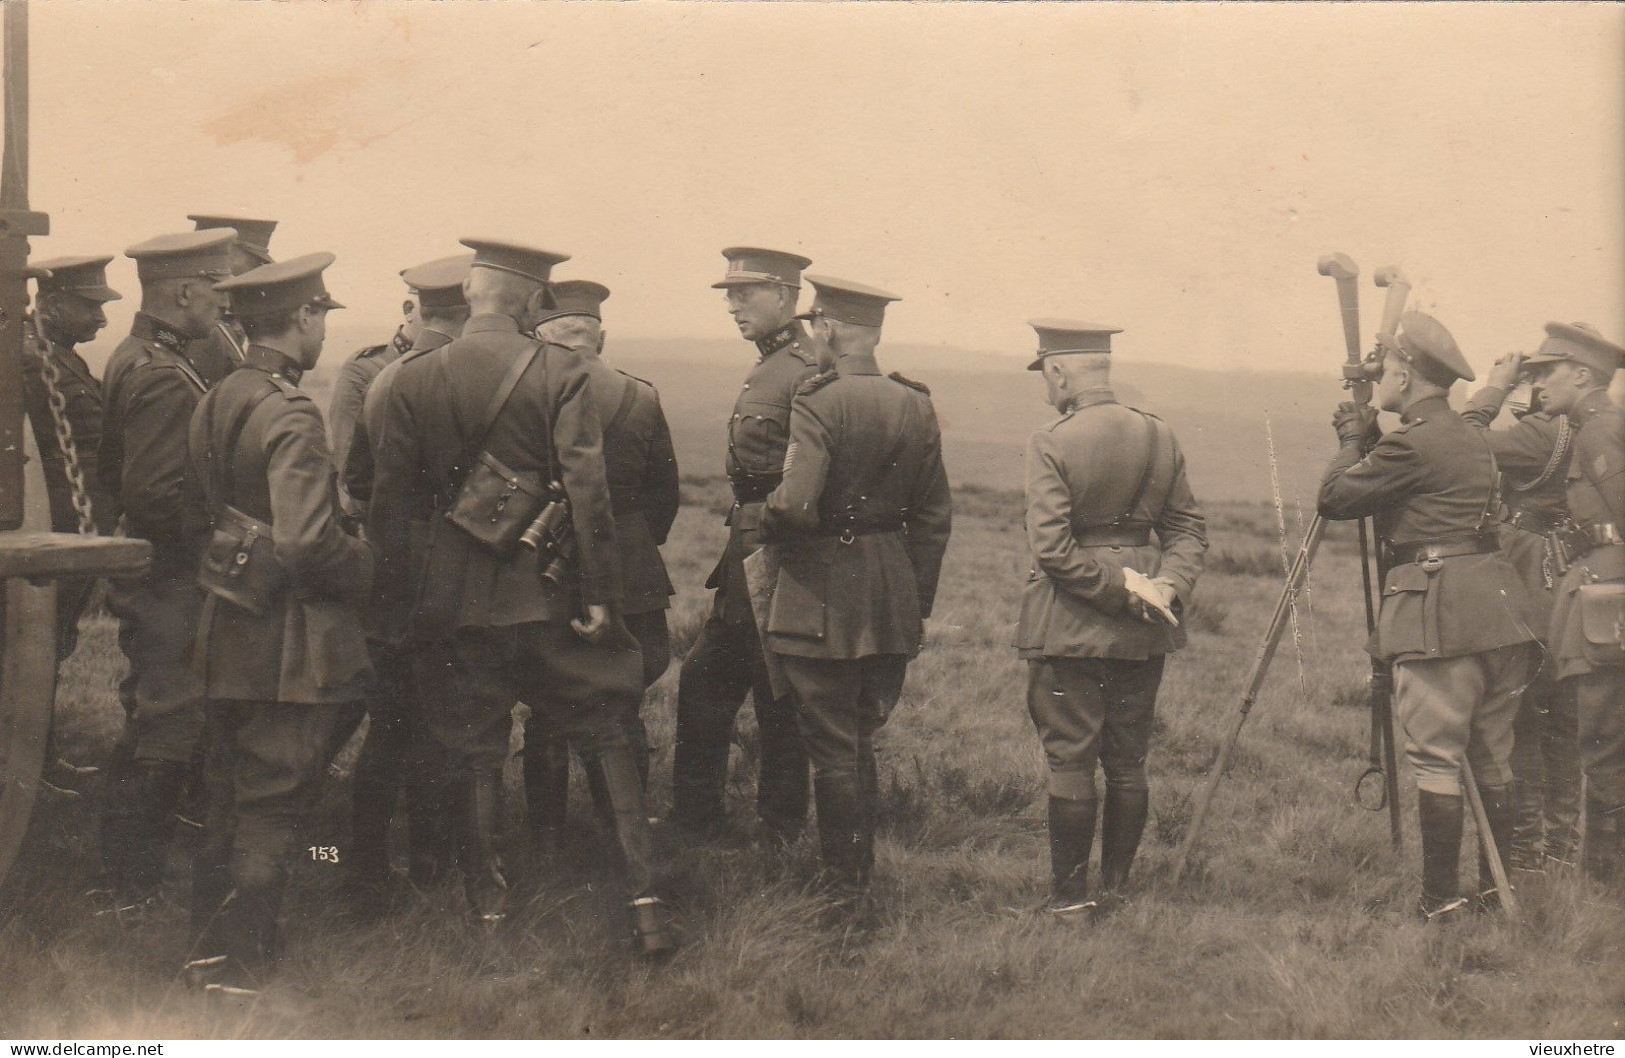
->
xmin=16 ymin=218 xmax=1623 ymax=993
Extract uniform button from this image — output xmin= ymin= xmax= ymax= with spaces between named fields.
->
xmin=742 ymin=383 xmax=750 ymax=390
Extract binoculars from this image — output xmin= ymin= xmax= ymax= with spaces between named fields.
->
xmin=518 ymin=489 xmax=577 ymax=588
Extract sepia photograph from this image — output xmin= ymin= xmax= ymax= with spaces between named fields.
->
xmin=0 ymin=0 xmax=1622 ymax=1043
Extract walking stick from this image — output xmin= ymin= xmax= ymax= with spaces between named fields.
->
xmin=1462 ymin=758 xmax=1519 ymax=916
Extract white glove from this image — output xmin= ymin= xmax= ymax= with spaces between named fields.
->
xmin=1124 ymin=567 xmax=1180 ymax=627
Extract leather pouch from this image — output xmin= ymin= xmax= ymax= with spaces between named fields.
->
xmin=198 ymin=504 xmax=282 ymax=616
xmin=444 ymin=450 xmax=549 ymax=555
xmin=1578 ymin=582 xmax=1625 ymax=668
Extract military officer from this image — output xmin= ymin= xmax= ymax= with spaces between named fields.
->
xmin=341 ymin=254 xmax=471 ymax=907
xmin=761 ymin=276 xmax=952 ymax=903
xmin=525 ymin=280 xmax=680 ymax=852
xmin=97 ymin=229 xmax=235 ymax=908
xmin=672 ymin=247 xmax=818 ymax=845
xmin=1319 ymin=312 xmax=1540 ymax=921
xmin=1519 ymin=322 xmax=1625 ymax=885
xmin=1461 ymin=350 xmax=1580 ymax=871
xmin=185 ymin=253 xmax=370 ymax=996
xmin=23 ymin=256 xmax=123 ymax=661
xmin=1016 ymin=321 xmax=1207 ymax=917
xmin=369 ymin=238 xmax=674 ymax=956
xmin=187 ymin=214 xmax=279 ymax=387
xmin=329 ymin=293 xmax=419 ymax=525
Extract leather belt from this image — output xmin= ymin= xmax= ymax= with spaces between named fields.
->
xmin=1387 ymin=531 xmax=1500 ymax=566
xmin=817 ymin=521 xmax=905 ymax=541
xmin=1073 ymin=526 xmax=1153 ymax=547
xmin=1504 ymin=506 xmax=1566 ymax=534
xmin=730 ymin=474 xmax=781 ymax=504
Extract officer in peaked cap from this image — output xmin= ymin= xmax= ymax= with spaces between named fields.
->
xmin=524 ymin=279 xmax=680 ymax=855
xmin=368 ymin=238 xmax=674 ymax=955
xmin=339 ymin=253 xmax=474 ymax=909
xmin=188 ymin=215 xmax=280 ymax=385
xmin=1520 ymin=322 xmax=1625 ymax=884
xmin=96 ymin=229 xmax=236 ymax=910
xmin=1320 ymin=310 xmax=1540 ymax=921
xmin=672 ymin=246 xmax=818 ymax=847
xmin=760 ymin=275 xmax=952 ymax=906
xmin=22 ymin=256 xmax=122 ymax=685
xmin=1460 ymin=332 xmax=1582 ymax=872
xmin=1017 ymin=319 xmax=1206 ymax=918
xmin=186 ymin=253 xmax=370 ymax=994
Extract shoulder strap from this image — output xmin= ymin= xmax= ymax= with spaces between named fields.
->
xmin=452 ymin=340 xmax=549 ymax=484
xmin=1478 ymin=439 xmax=1502 ymax=533
xmin=1117 ymin=412 xmax=1162 ymax=524
xmin=607 ymin=377 xmax=639 ymax=434
xmin=204 ymin=376 xmax=279 ymax=513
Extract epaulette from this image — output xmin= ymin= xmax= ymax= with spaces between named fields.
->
xmin=796 ymin=370 xmax=839 ymax=397
xmin=1043 ymin=410 xmax=1076 ymax=432
xmin=1390 ymin=418 xmax=1422 ymax=433
xmin=1521 ymin=410 xmax=1555 ymax=423
xmin=1125 ymin=405 xmax=1163 ymax=421
xmin=888 ymin=371 xmax=930 ymax=395
xmin=267 ymin=374 xmax=310 ymax=401
xmin=349 ymin=343 xmax=388 ymax=363
xmin=615 ymin=368 xmax=655 ymax=388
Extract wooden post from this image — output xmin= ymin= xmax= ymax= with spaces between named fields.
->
xmin=0 ymin=0 xmax=50 ymax=531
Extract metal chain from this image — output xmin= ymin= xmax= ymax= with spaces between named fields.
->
xmin=31 ymin=320 xmax=96 ymax=535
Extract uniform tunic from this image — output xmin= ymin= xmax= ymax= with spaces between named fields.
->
xmin=1015 ymin=388 xmax=1207 ymax=800
xmin=98 ymin=313 xmax=215 ymax=763
xmin=1544 ymin=390 xmax=1625 ymax=809
xmin=1319 ymin=394 xmax=1539 ymax=795
xmin=1461 ymin=384 xmax=1580 ymax=859
xmin=189 ymin=348 xmax=374 ymax=705
xmin=328 ymin=328 xmax=411 ymax=520
xmin=763 ymin=355 xmax=953 ymax=774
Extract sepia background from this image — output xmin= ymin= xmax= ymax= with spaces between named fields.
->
xmin=27 ymin=0 xmax=1625 ymax=504
xmin=5 ymin=0 xmax=1624 ymax=1040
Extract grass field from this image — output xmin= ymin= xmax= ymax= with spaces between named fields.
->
xmin=2 ymin=476 xmax=1622 ymax=1040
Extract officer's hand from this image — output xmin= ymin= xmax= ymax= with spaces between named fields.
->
xmin=1486 ymin=351 xmax=1525 ymax=391
xmin=1332 ymin=401 xmax=1379 ymax=447
xmin=1124 ymin=567 xmax=1179 ymax=627
xmin=571 ymin=604 xmax=611 ymax=644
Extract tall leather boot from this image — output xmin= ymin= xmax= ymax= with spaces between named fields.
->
xmin=583 ymin=748 xmax=676 ymax=958
xmin=346 ymin=723 xmax=401 ymax=896
xmin=460 ymin=766 xmax=508 ymax=928
xmin=1509 ymin=777 xmax=1546 ymax=871
xmin=1474 ymin=783 xmax=1517 ymax=911
xmin=1099 ymin=787 xmax=1149 ymax=898
xmin=1417 ymin=790 xmax=1467 ymax=922
xmin=1544 ymin=688 xmax=1583 ymax=867
xmin=122 ymin=761 xmax=188 ymax=903
xmin=406 ymin=741 xmax=454 ymax=886
xmin=523 ymin=732 xmax=572 ymax=857
xmin=98 ymin=734 xmax=138 ymax=892
xmin=216 ymin=849 xmax=287 ymax=996
xmin=1046 ymin=795 xmax=1098 ymax=915
xmin=1583 ymin=798 xmax=1620 ymax=887
xmin=813 ymin=772 xmax=871 ymax=899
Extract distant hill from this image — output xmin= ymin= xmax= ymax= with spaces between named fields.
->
xmin=305 ymin=326 xmax=1366 ymax=507
xmin=603 ymin=337 xmax=1347 ymax=508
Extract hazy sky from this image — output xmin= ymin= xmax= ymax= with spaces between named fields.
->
xmin=27 ymin=1 xmax=1625 ymax=375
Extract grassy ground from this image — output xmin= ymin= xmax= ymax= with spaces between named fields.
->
xmin=2 ymin=478 xmax=1622 ymax=1039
